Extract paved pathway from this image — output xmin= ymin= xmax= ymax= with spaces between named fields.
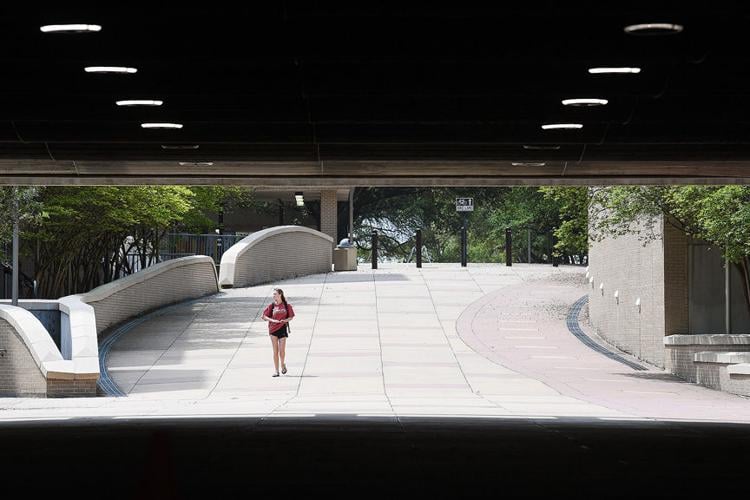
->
xmin=1 ymin=264 xmax=749 ymax=422
xmin=456 ymin=276 xmax=750 ymax=421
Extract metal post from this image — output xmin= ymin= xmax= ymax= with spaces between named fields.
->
xmin=11 ymin=187 xmax=19 ymax=306
xmin=505 ymin=227 xmax=512 ymax=267
xmin=725 ymin=255 xmax=731 ymax=334
xmin=461 ymin=213 xmax=467 ymax=267
xmin=416 ymin=229 xmax=422 ymax=268
xmin=371 ymin=230 xmax=378 ymax=270
xmin=551 ymin=229 xmax=559 ymax=267
xmin=348 ymin=188 xmax=354 ymax=242
xmin=527 ymin=228 xmax=531 ymax=264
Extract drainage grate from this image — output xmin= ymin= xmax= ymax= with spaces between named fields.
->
xmin=566 ymin=295 xmax=647 ymax=371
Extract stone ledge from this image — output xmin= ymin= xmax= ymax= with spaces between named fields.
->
xmin=694 ymin=352 xmax=750 ymax=364
xmin=219 ymin=225 xmax=333 ymax=288
xmin=727 ymin=363 xmax=750 ymax=376
xmin=79 ymin=255 xmax=218 ymax=303
xmin=665 ymin=334 xmax=750 ymax=346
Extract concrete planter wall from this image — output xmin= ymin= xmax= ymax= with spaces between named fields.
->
xmin=0 ymin=255 xmax=219 ymax=397
xmin=74 ymin=255 xmax=218 ymax=334
xmin=665 ymin=334 xmax=750 ymax=397
xmin=0 ymin=303 xmax=98 ymax=397
xmin=219 ymin=225 xmax=333 ymax=288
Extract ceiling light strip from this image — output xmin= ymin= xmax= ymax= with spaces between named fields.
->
xmin=85 ymin=66 xmax=137 ymax=74
xmin=116 ymin=100 xmax=163 ymax=106
xmin=142 ymin=123 xmax=183 ymax=129
xmin=40 ymin=24 xmax=101 ymax=33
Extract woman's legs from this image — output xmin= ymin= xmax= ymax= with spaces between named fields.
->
xmin=269 ymin=335 xmax=280 ymax=374
xmin=279 ymin=337 xmax=287 ymax=372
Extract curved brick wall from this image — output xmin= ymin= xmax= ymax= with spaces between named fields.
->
xmin=76 ymin=255 xmax=219 ymax=335
xmin=0 ymin=316 xmax=47 ymax=397
xmin=219 ymin=226 xmax=333 ymax=288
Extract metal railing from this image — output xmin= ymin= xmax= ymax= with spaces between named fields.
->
xmin=115 ymin=233 xmax=249 ymax=278
xmin=159 ymin=232 xmax=247 ymax=265
xmin=0 ymin=262 xmax=37 ymax=299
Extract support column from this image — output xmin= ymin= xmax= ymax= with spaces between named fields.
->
xmin=320 ymin=190 xmax=338 ymax=246
xmin=348 ymin=188 xmax=354 ymax=242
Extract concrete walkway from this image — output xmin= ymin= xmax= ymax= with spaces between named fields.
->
xmin=456 ymin=277 xmax=750 ymax=422
xmin=1 ymin=263 xmax=749 ymax=422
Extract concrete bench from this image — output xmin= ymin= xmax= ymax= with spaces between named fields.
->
xmin=692 ymin=350 xmax=750 ymax=396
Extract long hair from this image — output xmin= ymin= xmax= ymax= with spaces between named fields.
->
xmin=274 ymin=288 xmax=288 ymax=308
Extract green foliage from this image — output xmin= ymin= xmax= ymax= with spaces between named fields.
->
xmin=353 ymin=187 xmax=588 ymax=263
xmin=7 ymin=185 xmax=256 ymax=297
xmin=540 ymin=186 xmax=589 ymax=256
xmin=0 ymin=187 xmax=42 ymax=260
xmin=180 ymin=186 xmax=257 ymax=233
xmin=591 ymin=185 xmax=750 ymax=264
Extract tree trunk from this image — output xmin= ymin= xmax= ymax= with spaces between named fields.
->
xmin=738 ymin=258 xmax=750 ymax=317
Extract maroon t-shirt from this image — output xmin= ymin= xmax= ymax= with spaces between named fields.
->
xmin=263 ymin=302 xmax=295 ymax=334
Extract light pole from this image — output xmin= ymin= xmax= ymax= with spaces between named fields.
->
xmin=11 ymin=187 xmax=19 ymax=305
xmin=215 ymin=228 xmax=222 ymax=261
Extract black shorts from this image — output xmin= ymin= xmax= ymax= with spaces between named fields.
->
xmin=270 ymin=324 xmax=288 ymax=338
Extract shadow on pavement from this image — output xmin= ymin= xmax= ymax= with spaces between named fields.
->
xmin=1 ymin=415 xmax=747 ymax=499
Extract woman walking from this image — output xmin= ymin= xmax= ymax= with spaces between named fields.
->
xmin=261 ymin=288 xmax=295 ymax=377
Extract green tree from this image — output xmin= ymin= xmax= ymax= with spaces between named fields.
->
xmin=352 ymin=187 xmax=586 ymax=264
xmin=31 ymin=187 xmax=195 ymax=297
xmin=540 ymin=186 xmax=589 ymax=259
xmin=589 ymin=185 xmax=750 ymax=312
xmin=0 ymin=187 xmax=41 ymax=256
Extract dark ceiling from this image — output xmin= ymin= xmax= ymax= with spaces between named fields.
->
xmin=2 ymin=3 xmax=750 ymax=164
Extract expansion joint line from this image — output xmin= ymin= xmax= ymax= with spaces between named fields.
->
xmin=209 ymin=286 xmax=277 ymax=398
xmin=372 ymin=268 xmax=401 ymax=425
xmin=292 ymin=272 xmax=329 ymax=399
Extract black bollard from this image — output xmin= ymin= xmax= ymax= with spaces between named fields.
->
xmin=461 ymin=215 xmax=467 ymax=267
xmin=371 ymin=230 xmax=378 ymax=269
xmin=416 ymin=229 xmax=422 ymax=268
xmin=505 ymin=227 xmax=512 ymax=267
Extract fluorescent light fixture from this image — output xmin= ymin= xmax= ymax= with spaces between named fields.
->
xmin=161 ymin=144 xmax=200 ymax=150
xmin=624 ymin=23 xmax=683 ymax=35
xmin=588 ymin=67 xmax=641 ymax=74
xmin=178 ymin=161 xmax=213 ymax=167
xmin=116 ymin=99 xmax=163 ymax=106
xmin=294 ymin=191 xmax=304 ymax=206
xmin=562 ymin=98 xmax=608 ymax=107
xmin=541 ymin=123 xmax=583 ymax=130
xmin=523 ymin=144 xmax=560 ymax=150
xmin=141 ymin=123 xmax=183 ymax=129
xmin=512 ymin=162 xmax=546 ymax=167
xmin=40 ymin=24 xmax=101 ymax=33
xmin=85 ymin=66 xmax=137 ymax=74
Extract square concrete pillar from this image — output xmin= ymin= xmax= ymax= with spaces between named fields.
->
xmin=320 ymin=190 xmax=338 ymax=246
xmin=333 ymin=247 xmax=357 ymax=271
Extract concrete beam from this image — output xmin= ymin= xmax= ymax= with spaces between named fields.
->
xmin=1 ymin=159 xmax=750 ymax=185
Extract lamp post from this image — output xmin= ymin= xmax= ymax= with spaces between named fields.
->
xmin=215 ymin=228 xmax=222 ymax=261
xmin=11 ymin=187 xmax=19 ymax=306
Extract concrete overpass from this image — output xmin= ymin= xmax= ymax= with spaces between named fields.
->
xmin=3 ymin=159 xmax=750 ymax=186
xmin=2 ymin=5 xmax=750 ymax=186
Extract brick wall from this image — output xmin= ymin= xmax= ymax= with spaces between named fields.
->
xmin=233 ymin=231 xmax=332 ymax=288
xmin=82 ymin=257 xmax=219 ymax=335
xmin=588 ymin=215 xmax=668 ymax=367
xmin=46 ymin=378 xmax=98 ymax=398
xmin=0 ymin=318 xmax=47 ymax=397
xmin=664 ymin=221 xmax=689 ymax=336
xmin=320 ymin=190 xmax=338 ymax=245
